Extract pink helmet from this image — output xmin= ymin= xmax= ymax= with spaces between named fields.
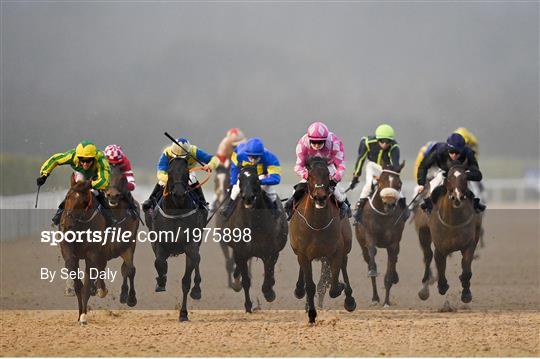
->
xmin=104 ymin=144 xmax=125 ymax=164
xmin=307 ymin=122 xmax=329 ymax=141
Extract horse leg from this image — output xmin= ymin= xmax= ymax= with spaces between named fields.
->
xmin=154 ymin=245 xmax=169 ymax=292
xmin=328 ymin=250 xmax=345 ymax=298
xmin=220 ymin=242 xmax=235 ymax=289
xmin=79 ymin=259 xmax=93 ymax=325
xmin=179 ymin=248 xmax=199 ymax=322
xmin=316 ymin=259 xmax=331 ymax=309
xmin=383 ymin=244 xmax=399 ymax=307
xmin=361 ymin=242 xmax=379 ymax=304
xmin=262 ymin=254 xmax=278 ymax=302
xmin=434 ymin=249 xmax=449 ymax=295
xmin=294 ymin=267 xmax=305 ymax=299
xmin=418 ymin=228 xmax=433 ymax=300
xmin=190 ymin=249 xmax=202 ymax=300
xmin=460 ymin=244 xmax=476 ymax=303
xmin=236 ymin=257 xmax=253 ymax=313
xmin=65 ymin=255 xmax=82 ymax=322
xmin=120 ymin=247 xmax=137 ymax=307
xmin=231 ymin=265 xmax=242 ymax=292
xmin=299 ymin=255 xmax=316 ymax=324
xmin=95 ymin=259 xmax=108 ymax=299
xmin=341 ymin=255 xmax=357 ymax=312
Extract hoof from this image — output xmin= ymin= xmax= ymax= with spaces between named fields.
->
xmin=418 ymin=286 xmax=430 ymax=301
xmin=371 ymin=300 xmax=379 ymax=306
xmin=89 ymin=285 xmax=97 ymax=297
xmin=155 ymin=285 xmax=166 ymax=292
xmin=461 ymin=290 xmax=472 ymax=303
xmin=245 ymin=302 xmax=253 ymax=313
xmin=179 ymin=316 xmax=189 ymax=322
xmin=64 ymin=287 xmax=75 ymax=297
xmin=263 ymin=289 xmax=276 ymax=302
xmin=127 ymin=296 xmax=137 ymax=307
xmin=367 ymin=269 xmax=378 ymax=277
xmin=97 ymin=288 xmax=108 ymax=298
xmin=383 ymin=303 xmax=391 ymax=308
xmin=231 ymin=279 xmax=242 ymax=292
xmin=308 ymin=308 xmax=317 ymax=324
xmin=190 ymin=288 xmax=202 ymax=300
xmin=329 ymin=283 xmax=344 ymax=298
xmin=78 ymin=313 xmax=88 ymax=325
xmin=438 ymin=282 xmax=449 ymax=295
xmin=344 ymin=296 xmax=356 ymax=312
xmin=294 ymin=286 xmax=306 ymax=299
xmin=119 ymin=291 xmax=128 ymax=304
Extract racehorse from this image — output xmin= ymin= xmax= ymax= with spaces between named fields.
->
xmin=355 ymin=162 xmax=406 ymax=306
xmin=418 ymin=162 xmax=482 ymax=304
xmin=289 ymin=156 xmax=356 ymax=323
xmin=215 ymin=165 xmax=288 ymax=312
xmin=148 ymin=157 xmax=207 ymax=321
xmin=105 ymin=164 xmax=139 ymax=306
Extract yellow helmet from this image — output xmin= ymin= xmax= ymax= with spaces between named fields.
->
xmin=75 ymin=141 xmax=98 ymax=158
xmin=454 ymin=127 xmax=478 ymax=147
xmin=170 ymin=138 xmax=191 ymax=157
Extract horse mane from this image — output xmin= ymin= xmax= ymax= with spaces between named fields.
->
xmin=306 ymin=156 xmax=328 ymax=171
xmin=71 ymin=180 xmax=91 ymax=192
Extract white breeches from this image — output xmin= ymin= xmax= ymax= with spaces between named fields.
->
xmin=414 ymin=167 xmax=445 ymax=196
xmin=359 ymin=161 xmax=403 ymax=199
xmin=230 ymin=175 xmax=277 ymax=202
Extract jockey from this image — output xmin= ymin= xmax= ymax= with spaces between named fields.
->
xmin=36 ymin=140 xmax=114 ymax=226
xmin=453 ymin=127 xmax=486 ymax=204
xmin=142 ymin=138 xmax=219 ymax=212
xmin=220 ymin=137 xmax=281 ymax=219
xmin=416 ymin=133 xmax=485 ymax=213
xmin=349 ymin=124 xmax=405 ymax=224
xmin=284 ymin=121 xmax=351 ymax=220
xmin=216 ymin=128 xmax=247 ymax=166
xmin=104 ymin=145 xmax=136 ymax=191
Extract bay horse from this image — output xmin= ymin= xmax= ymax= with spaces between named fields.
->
xmin=105 ymin=164 xmax=139 ymax=306
xmin=149 ymin=157 xmax=206 ymax=321
xmin=355 ymin=162 xmax=406 ymax=306
xmin=289 ymin=156 xmax=356 ymax=323
xmin=59 ymin=180 xmax=138 ymax=324
xmin=419 ymin=162 xmax=482 ymax=304
xmin=215 ymin=165 xmax=288 ymax=312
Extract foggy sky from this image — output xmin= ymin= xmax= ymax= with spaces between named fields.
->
xmin=2 ymin=2 xmax=539 ymax=170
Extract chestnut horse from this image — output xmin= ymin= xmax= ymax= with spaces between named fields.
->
xmin=289 ymin=157 xmax=356 ymax=323
xmin=418 ymin=163 xmax=482 ymax=303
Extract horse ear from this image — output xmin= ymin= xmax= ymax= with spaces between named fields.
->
xmin=462 ymin=157 xmax=468 ymax=167
xmin=83 ymin=180 xmax=92 ymax=190
xmin=399 ymin=161 xmax=405 ymax=172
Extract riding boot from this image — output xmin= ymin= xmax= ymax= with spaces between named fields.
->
xmin=420 ymin=197 xmax=433 ymax=213
xmin=353 ymin=198 xmax=367 ymax=225
xmin=142 ymin=183 xmax=162 ymax=212
xmin=473 ymin=198 xmax=486 ymax=213
xmin=126 ymin=192 xmax=139 ymax=219
xmin=344 ymin=198 xmax=352 ymax=218
xmin=96 ymin=191 xmax=116 ymax=226
xmin=220 ymin=198 xmax=236 ymax=220
xmin=338 ymin=201 xmax=348 ymax=219
xmin=52 ymin=200 xmax=66 ymax=226
xmin=398 ymin=197 xmax=410 ymax=221
xmin=263 ymin=195 xmax=280 ymax=218
xmin=285 ymin=183 xmax=307 ymax=221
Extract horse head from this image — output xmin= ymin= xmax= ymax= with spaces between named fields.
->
xmin=306 ymin=156 xmax=331 ymax=209
xmin=239 ymin=166 xmax=261 ymax=209
xmin=445 ymin=162 xmax=469 ymax=209
xmin=106 ymin=164 xmax=128 ymax=207
xmin=61 ymin=180 xmax=93 ymax=230
xmin=377 ymin=161 xmax=405 ymax=211
xmin=166 ymin=157 xmax=190 ymax=206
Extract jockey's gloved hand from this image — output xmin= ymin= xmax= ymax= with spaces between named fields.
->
xmin=350 ymin=176 xmax=359 ymax=189
xmin=36 ymin=175 xmax=48 ymax=186
xmin=329 ymin=179 xmax=337 ymax=188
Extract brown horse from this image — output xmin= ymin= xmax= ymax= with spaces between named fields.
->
xmin=355 ymin=162 xmax=406 ymax=307
xmin=418 ymin=163 xmax=482 ymax=304
xmin=289 ymin=157 xmax=356 ymax=323
xmin=105 ymin=164 xmax=139 ymax=306
xmin=215 ymin=165 xmax=288 ymax=312
xmin=59 ymin=180 xmax=138 ymax=324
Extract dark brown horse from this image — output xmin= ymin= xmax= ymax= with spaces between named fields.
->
xmin=215 ymin=165 xmax=288 ymax=312
xmin=105 ymin=164 xmax=139 ymax=306
xmin=418 ymin=163 xmax=482 ymax=304
xmin=289 ymin=157 xmax=356 ymax=323
xmin=355 ymin=163 xmax=406 ymax=306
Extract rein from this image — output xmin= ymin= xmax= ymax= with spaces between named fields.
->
xmin=72 ymin=191 xmax=100 ymax=224
xmin=367 ymin=168 xmax=402 ymax=216
xmin=294 ymin=208 xmax=335 ymax=231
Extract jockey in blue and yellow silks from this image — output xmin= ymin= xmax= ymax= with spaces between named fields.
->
xmin=142 ymin=138 xmax=220 ymax=212
xmin=36 ymin=140 xmax=114 ymax=226
xmin=220 ymin=137 xmax=282 ymax=218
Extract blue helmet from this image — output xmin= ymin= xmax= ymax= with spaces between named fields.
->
xmin=447 ymin=133 xmax=466 ymax=152
xmin=244 ymin=137 xmax=265 ymax=157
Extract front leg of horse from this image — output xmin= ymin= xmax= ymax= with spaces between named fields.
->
xmin=120 ymin=249 xmax=137 ymax=307
xmin=154 ymin=245 xmax=169 ymax=292
xmin=341 ymin=255 xmax=357 ymax=312
xmin=65 ymin=256 xmax=83 ymax=322
xmin=95 ymin=260 xmax=108 ymax=299
xmin=179 ymin=250 xmax=199 ymax=322
xmin=294 ymin=267 xmax=305 ymax=299
xmin=235 ymin=258 xmax=252 ymax=313
xmin=383 ymin=245 xmax=399 ymax=307
xmin=220 ymin=242 xmax=235 ymax=289
xmin=328 ymin=251 xmax=345 ymax=299
xmin=190 ymin=263 xmax=202 ymax=300
xmin=361 ymin=243 xmax=380 ymax=304
xmin=434 ymin=249 xmax=449 ymax=295
xmin=460 ymin=245 xmax=475 ymax=303
xmin=418 ymin=230 xmax=433 ymax=301
xmin=299 ymin=255 xmax=316 ymax=324
xmin=79 ymin=263 xmax=93 ymax=325
xmin=262 ymin=254 xmax=278 ymax=302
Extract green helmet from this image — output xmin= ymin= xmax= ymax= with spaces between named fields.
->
xmin=375 ymin=124 xmax=395 ymax=140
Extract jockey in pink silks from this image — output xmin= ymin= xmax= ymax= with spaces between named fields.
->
xmin=284 ymin=121 xmax=352 ymax=220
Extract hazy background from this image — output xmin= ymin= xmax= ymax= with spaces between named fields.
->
xmin=1 ymin=2 xmax=539 ymax=188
